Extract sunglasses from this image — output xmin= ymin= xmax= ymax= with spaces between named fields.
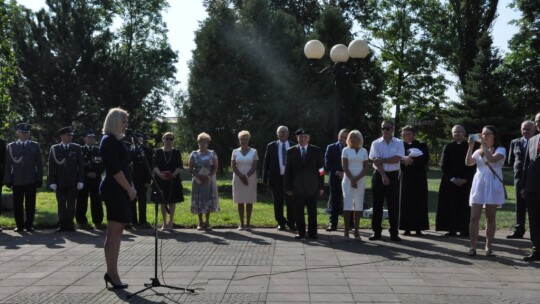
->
xmin=381 ymin=127 xmax=392 ymax=131
xmin=164 ymin=137 xmax=174 ymax=141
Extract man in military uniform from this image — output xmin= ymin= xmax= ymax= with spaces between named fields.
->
xmin=48 ymin=126 xmax=84 ymax=232
xmin=130 ymin=131 xmax=153 ymax=228
xmin=76 ymin=131 xmax=104 ymax=229
xmin=4 ymin=123 xmax=43 ymax=232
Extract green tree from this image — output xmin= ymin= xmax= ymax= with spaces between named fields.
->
xmin=109 ymin=0 xmax=177 ymax=131
xmin=427 ymin=0 xmax=498 ymax=92
xmin=10 ymin=0 xmax=115 ymax=145
xmin=184 ymin=0 xmax=323 ymax=164
xmin=450 ymin=33 xmax=512 ymax=142
xmin=0 ymin=0 xmax=18 ymax=135
xmin=9 ymin=0 xmax=176 ymax=147
xmin=311 ymin=6 xmax=384 ymax=143
xmin=500 ymin=0 xmax=540 ymax=119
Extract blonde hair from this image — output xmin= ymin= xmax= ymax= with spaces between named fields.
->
xmin=197 ymin=132 xmax=211 ymax=142
xmin=102 ymin=108 xmax=128 ymax=139
xmin=238 ymin=130 xmax=250 ymax=139
xmin=162 ymin=132 xmax=174 ymax=140
xmin=346 ymin=130 xmax=364 ymax=148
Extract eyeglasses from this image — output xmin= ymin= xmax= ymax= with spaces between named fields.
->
xmin=164 ymin=137 xmax=174 ymax=141
xmin=381 ymin=127 xmax=392 ymax=131
xmin=481 ymin=133 xmax=493 ymax=136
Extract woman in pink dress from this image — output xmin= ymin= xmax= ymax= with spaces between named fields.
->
xmin=231 ymin=130 xmax=258 ymax=230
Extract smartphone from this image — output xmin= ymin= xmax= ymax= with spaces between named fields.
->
xmin=469 ymin=134 xmax=478 ymax=141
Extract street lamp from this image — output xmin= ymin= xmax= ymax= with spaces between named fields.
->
xmin=304 ymin=39 xmax=370 ymax=136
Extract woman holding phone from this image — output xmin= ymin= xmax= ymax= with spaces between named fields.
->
xmin=465 ymin=125 xmax=506 ymax=257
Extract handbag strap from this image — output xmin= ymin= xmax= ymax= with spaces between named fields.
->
xmin=483 ymin=157 xmax=504 ymax=184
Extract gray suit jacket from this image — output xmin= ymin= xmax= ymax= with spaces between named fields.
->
xmin=4 ymin=141 xmax=43 ymax=186
xmin=508 ymin=137 xmax=527 ymax=180
xmin=523 ymin=134 xmax=540 ymax=193
xmin=48 ymin=143 xmax=84 ymax=187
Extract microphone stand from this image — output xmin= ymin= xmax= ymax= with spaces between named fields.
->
xmin=127 ymin=145 xmax=195 ymax=299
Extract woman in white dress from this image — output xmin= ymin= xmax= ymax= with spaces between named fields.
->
xmin=231 ymin=130 xmax=258 ymax=230
xmin=465 ymin=125 xmax=506 ymax=257
xmin=341 ymin=130 xmax=369 ymax=240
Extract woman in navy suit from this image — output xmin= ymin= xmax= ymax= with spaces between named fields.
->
xmin=100 ymin=108 xmax=137 ymax=289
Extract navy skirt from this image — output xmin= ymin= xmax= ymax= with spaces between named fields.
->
xmin=100 ymin=180 xmax=132 ymax=224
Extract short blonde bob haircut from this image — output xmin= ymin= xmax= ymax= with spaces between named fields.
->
xmin=197 ymin=132 xmax=211 ymax=142
xmin=102 ymin=107 xmax=129 ymax=139
xmin=346 ymin=130 xmax=364 ymax=148
xmin=162 ymin=132 xmax=174 ymax=140
xmin=238 ymin=130 xmax=250 ymax=139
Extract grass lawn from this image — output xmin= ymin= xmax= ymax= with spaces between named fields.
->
xmin=0 ymin=166 xmax=520 ymax=230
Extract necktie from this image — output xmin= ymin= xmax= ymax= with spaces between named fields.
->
xmin=281 ymin=143 xmax=286 ymax=166
xmin=301 ymin=147 xmax=306 ymax=161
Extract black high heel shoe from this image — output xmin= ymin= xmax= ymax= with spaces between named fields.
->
xmin=104 ymin=273 xmax=128 ymax=289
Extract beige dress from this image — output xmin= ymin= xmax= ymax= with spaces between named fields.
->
xmin=232 ymin=148 xmax=258 ymax=204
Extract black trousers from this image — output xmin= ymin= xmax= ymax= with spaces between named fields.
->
xmin=294 ymin=192 xmax=318 ymax=237
xmin=371 ymin=170 xmax=400 ymax=236
xmin=76 ymin=178 xmax=103 ymax=225
xmin=57 ymin=186 xmax=78 ymax=229
xmin=527 ymin=191 xmax=540 ymax=250
xmin=514 ymin=178 xmax=527 ymax=234
xmin=270 ymin=175 xmax=295 ymax=228
xmin=13 ymin=184 xmax=37 ymax=229
xmin=132 ymin=182 xmax=148 ymax=225
xmin=328 ymin=179 xmax=343 ymax=228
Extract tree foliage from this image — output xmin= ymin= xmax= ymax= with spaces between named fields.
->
xmin=500 ymin=0 xmax=540 ymax=120
xmin=0 ymin=0 xmax=18 ymax=135
xmin=450 ymin=33 xmax=512 ymax=142
xmin=8 ymin=0 xmax=176 ymax=147
xmin=184 ymin=0 xmax=312 ymax=161
xmin=183 ymin=1 xmax=384 ymax=165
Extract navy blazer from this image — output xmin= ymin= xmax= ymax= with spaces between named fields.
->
xmin=48 ymin=143 xmax=84 ymax=187
xmin=523 ymin=134 xmax=540 ymax=193
xmin=284 ymin=144 xmax=324 ymax=195
xmin=324 ymin=141 xmax=344 ymax=185
xmin=262 ymin=140 xmax=295 ymax=189
xmin=4 ymin=141 xmax=43 ymax=186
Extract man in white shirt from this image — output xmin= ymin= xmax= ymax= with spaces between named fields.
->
xmin=368 ymin=120 xmax=405 ymax=241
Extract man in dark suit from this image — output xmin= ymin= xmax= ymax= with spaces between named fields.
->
xmin=285 ymin=128 xmax=324 ymax=239
xmin=263 ymin=126 xmax=296 ymax=231
xmin=324 ymin=129 xmax=349 ymax=231
xmin=49 ymin=126 xmax=85 ymax=232
xmin=4 ymin=123 xmax=43 ymax=232
xmin=76 ymin=131 xmax=104 ymax=229
xmin=522 ymin=112 xmax=540 ymax=261
xmin=507 ymin=120 xmax=536 ymax=238
xmin=130 ymin=131 xmax=153 ymax=228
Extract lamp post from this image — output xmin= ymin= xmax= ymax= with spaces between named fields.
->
xmin=304 ymin=39 xmax=370 ymax=136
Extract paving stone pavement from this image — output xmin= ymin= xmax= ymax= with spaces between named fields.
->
xmin=0 ymin=228 xmax=539 ymax=303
